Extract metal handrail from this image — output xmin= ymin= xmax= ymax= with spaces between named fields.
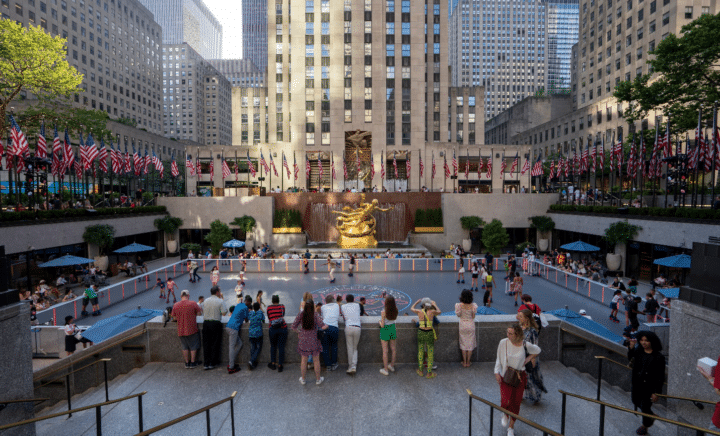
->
xmin=0 ymin=391 xmax=146 ymax=434
xmin=593 ymin=355 xmax=668 ymax=401
xmin=0 ymin=398 xmax=48 ymax=405
xmin=595 ymin=355 xmax=631 ymax=370
xmin=35 ymin=358 xmax=111 ymax=415
xmin=134 ymin=391 xmax=237 ymax=436
xmin=559 ymin=389 xmax=720 ymax=436
xmin=35 ymin=358 xmax=111 ymax=387
xmin=466 ymin=389 xmax=562 ymax=436
xmin=655 ymin=393 xmax=716 ymax=406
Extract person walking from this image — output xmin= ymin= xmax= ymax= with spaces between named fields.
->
xmin=455 ymin=290 xmax=478 ymax=368
xmin=189 ymin=260 xmax=200 ymax=283
xmin=201 ymin=286 xmax=226 ymax=370
xmin=517 ymin=309 xmax=547 ymax=403
xmin=627 ymin=331 xmax=665 ymax=435
xmin=512 ymin=273 xmax=524 ymax=307
xmin=485 ymin=271 xmax=497 ymax=306
xmin=267 ymin=294 xmax=288 ymax=372
xmin=379 ymin=295 xmax=398 ymax=376
xmin=341 ymin=294 xmax=362 ymax=374
xmin=247 ymin=302 xmax=264 ymax=370
xmin=171 ymin=290 xmax=203 ymax=368
xmin=411 ymin=298 xmax=441 ymax=379
xmin=210 ymin=265 xmax=220 ymax=286
xmin=320 ymin=295 xmax=340 ymax=371
xmin=292 ymin=299 xmax=328 ymax=385
xmin=348 ymin=254 xmax=356 ymax=277
xmin=226 ymin=295 xmax=251 ymax=374
xmin=494 ymin=323 xmax=541 ymax=436
xmin=470 ymin=261 xmax=479 ymax=291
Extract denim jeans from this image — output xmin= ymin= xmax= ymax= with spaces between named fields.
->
xmin=226 ymin=327 xmax=243 ymax=368
xmin=268 ymin=327 xmax=288 ymax=365
xmin=249 ymin=336 xmax=263 ymax=367
xmin=191 ymin=268 xmax=200 ymax=282
xmin=322 ymin=325 xmax=339 ymax=366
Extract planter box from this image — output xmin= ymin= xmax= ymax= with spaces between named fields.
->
xmin=414 ymin=227 xmax=444 ymax=233
xmin=273 ymin=227 xmax=303 ymax=234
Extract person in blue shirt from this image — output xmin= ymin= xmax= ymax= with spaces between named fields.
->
xmin=247 ymin=302 xmax=265 ymax=370
xmin=226 ymin=295 xmax=252 ymax=374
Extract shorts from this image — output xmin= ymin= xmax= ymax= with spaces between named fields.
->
xmin=65 ymin=334 xmax=91 ymax=352
xmin=472 ymin=274 xmax=479 ymax=279
xmin=82 ymin=297 xmax=99 ymax=306
xmin=610 ymin=302 xmax=618 ymax=310
xmin=380 ymin=324 xmax=397 ymax=341
xmin=179 ymin=332 xmax=201 ymax=351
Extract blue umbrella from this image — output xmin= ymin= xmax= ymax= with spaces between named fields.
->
xmin=81 ymin=308 xmax=163 ymax=343
xmin=560 ymin=241 xmax=601 ymax=252
xmin=656 ymin=287 xmax=680 ymax=299
xmin=545 ymin=308 xmax=624 ymax=343
xmin=38 ymin=254 xmax=95 ymax=268
xmin=653 ymin=254 xmax=692 ymax=269
xmin=223 ymin=239 xmax=246 ymax=248
xmin=114 ymin=242 xmax=155 ymax=253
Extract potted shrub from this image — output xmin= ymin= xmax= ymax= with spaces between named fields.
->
xmin=603 ymin=220 xmax=642 ymax=272
xmin=460 ymin=216 xmax=485 ymax=252
xmin=82 ymin=224 xmax=115 ymax=272
xmin=231 ymin=215 xmax=257 ymax=243
xmin=529 ymin=215 xmax=555 ymax=252
xmin=181 ymin=243 xmax=201 ymax=259
xmin=516 ymin=241 xmax=536 ymax=257
xmin=205 ymin=220 xmax=233 ymax=257
xmin=481 ymin=219 xmax=509 ymax=256
xmin=154 ymin=216 xmax=184 ymax=254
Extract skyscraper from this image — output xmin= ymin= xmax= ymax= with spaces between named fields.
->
xmin=208 ymin=59 xmax=266 ymax=88
xmin=242 ymin=0 xmax=268 ymax=71
xmin=546 ymin=0 xmax=579 ymax=93
xmin=139 ymin=0 xmax=223 ymax=59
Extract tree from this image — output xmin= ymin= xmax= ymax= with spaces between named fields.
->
xmin=481 ymin=219 xmax=510 ymax=256
xmin=204 ymin=219 xmax=232 ymax=256
xmin=82 ymin=224 xmax=115 ymax=256
xmin=0 ymin=19 xmax=83 ymax=134
xmin=154 ymin=216 xmax=183 ymax=241
xmin=613 ymin=13 xmax=720 ymax=132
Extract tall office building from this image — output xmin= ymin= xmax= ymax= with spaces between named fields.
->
xmin=242 ymin=0 xmax=268 ymax=71
xmin=162 ymin=43 xmax=232 ymax=145
xmin=449 ymin=0 xmax=549 ymax=120
xmin=138 ymin=0 xmax=222 ymax=59
xmin=208 ymin=59 xmax=266 ymax=88
xmin=547 ymin=0 xmax=579 ymax=92
xmin=1 ymin=0 xmax=164 ymax=135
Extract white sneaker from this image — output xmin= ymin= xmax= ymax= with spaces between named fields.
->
xmin=388 ymin=364 xmax=395 ymax=373
xmin=507 ymin=428 xmax=514 ymax=436
xmin=501 ymin=414 xmax=508 ymax=427
xmin=299 ymin=377 xmax=306 ymax=385
xmin=379 ymin=368 xmax=389 ymax=376
xmin=316 ymin=376 xmax=324 ymax=385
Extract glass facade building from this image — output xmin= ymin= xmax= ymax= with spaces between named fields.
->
xmin=546 ymin=0 xmax=579 ymax=93
xmin=242 ymin=0 xmax=268 ymax=72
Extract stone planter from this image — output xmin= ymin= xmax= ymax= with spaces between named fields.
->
xmin=167 ymin=240 xmax=178 ymax=253
xmin=94 ymin=255 xmax=109 ymax=272
xmin=538 ymin=239 xmax=549 ymax=252
xmin=462 ymin=239 xmax=472 ymax=252
xmin=606 ymin=253 xmax=622 ymax=271
xmin=414 ymin=227 xmax=444 ymax=233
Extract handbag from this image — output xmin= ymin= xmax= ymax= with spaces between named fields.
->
xmin=74 ymin=332 xmax=83 ymax=341
xmin=502 ymin=341 xmax=523 ymax=387
xmin=524 ymin=342 xmax=534 ymax=373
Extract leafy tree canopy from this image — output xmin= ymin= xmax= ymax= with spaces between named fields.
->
xmin=481 ymin=219 xmax=510 ymax=256
xmin=614 ymin=13 xmax=720 ymax=132
xmin=0 ymin=19 xmax=83 ymax=134
xmin=205 ymin=220 xmax=233 ymax=256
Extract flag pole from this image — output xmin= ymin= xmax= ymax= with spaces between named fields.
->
xmin=712 ymin=104 xmax=718 ymax=203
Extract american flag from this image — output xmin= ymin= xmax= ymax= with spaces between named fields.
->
xmin=563 ymin=156 xmax=569 ymax=178
xmin=85 ymin=133 xmax=98 ymax=169
xmin=419 ymin=151 xmax=424 ymax=178
xmin=369 ymin=152 xmax=375 ymax=179
xmin=580 ymin=148 xmax=588 ymax=173
xmin=356 ymin=148 xmax=361 ymax=173
xmin=613 ymin=139 xmax=624 ymax=170
xmin=132 ymin=146 xmax=141 ymax=175
xmin=713 ymin=107 xmax=720 ymax=170
xmin=573 ymin=150 xmax=579 ymax=175
xmin=530 ymin=156 xmax=543 ymax=177
xmin=549 ymin=160 xmax=555 ymax=179
xmin=269 ymin=152 xmax=279 ymax=176
xmin=431 ymin=152 xmax=436 ymax=179
xmin=444 ymin=154 xmax=450 ymax=179
xmin=171 ymin=155 xmax=180 ymax=178
xmin=78 ymin=133 xmax=88 ymax=170
xmin=152 ymin=151 xmax=164 ymax=178
xmin=74 ymin=158 xmax=82 ymax=179
xmin=247 ymin=151 xmax=256 ymax=177
xmin=478 ymin=153 xmax=484 ymax=175
xmin=500 ymin=153 xmax=507 ymax=174
xmin=485 ymin=155 xmax=492 ymax=179
xmin=318 ymin=155 xmax=324 ymax=179
xmin=452 ymin=150 xmax=458 ymax=176
xmin=305 ymin=154 xmax=311 ymax=179
xmin=627 ymin=136 xmax=637 ymax=178
xmin=331 ymin=155 xmax=336 ymax=180
xmin=209 ymin=159 xmax=214 ymax=180
xmin=381 ymin=152 xmax=386 ymax=179
xmin=144 ymin=150 xmax=151 ymax=175
xmin=406 ymin=154 xmax=411 ymax=178
xmin=393 ymin=152 xmax=398 ymax=179
xmin=608 ymin=142 xmax=614 ymax=172
xmin=122 ymin=146 xmax=131 ymax=174
xmin=465 ymin=150 xmax=470 ymax=178
xmin=98 ymin=138 xmax=108 ymax=173
xmin=110 ymin=144 xmax=121 ymax=174
xmin=293 ymin=153 xmax=299 ymax=181
xmin=661 ymin=122 xmax=672 ymax=159
xmin=510 ymin=153 xmax=519 ymax=173
xmin=37 ymin=121 xmax=47 ymax=158
xmin=196 ymin=157 xmax=202 ymax=177
xmin=260 ymin=150 xmax=270 ymax=173
xmin=221 ymin=158 xmax=231 ymax=179
xmin=520 ymin=156 xmax=530 ymax=175
xmin=51 ymin=126 xmax=63 ymax=176
xmin=599 ymin=136 xmax=605 ymax=170
xmin=63 ymin=128 xmax=74 ymax=174
xmin=648 ymin=129 xmax=659 ymax=179
xmin=186 ymin=154 xmax=195 ymax=176
xmin=283 ymin=152 xmax=291 ymax=178
xmin=342 ymin=155 xmax=348 ymax=180
xmin=9 ymin=115 xmax=29 ymax=158
xmin=590 ymin=143 xmax=597 ymax=173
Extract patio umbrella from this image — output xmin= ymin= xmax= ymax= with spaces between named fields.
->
xmin=656 ymin=287 xmax=680 ymax=299
xmin=545 ymin=308 xmax=624 ymax=343
xmin=653 ymin=254 xmax=692 ymax=269
xmin=38 ymin=254 xmax=95 ymax=268
xmin=113 ymin=242 xmax=155 ymax=253
xmin=81 ymin=307 xmax=163 ymax=343
xmin=222 ymin=239 xmax=245 ymax=248
xmin=560 ymin=241 xmax=601 ymax=252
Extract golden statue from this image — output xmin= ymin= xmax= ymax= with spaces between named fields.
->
xmin=332 ymin=194 xmax=393 ymax=248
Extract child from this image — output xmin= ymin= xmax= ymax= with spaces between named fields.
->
xmin=234 ymin=280 xmax=245 ymax=304
xmin=609 ymin=289 xmax=622 ymax=323
xmin=247 ymin=302 xmax=264 ymax=370
xmin=153 ymin=278 xmax=166 ymax=300
xmin=470 ymin=262 xmax=479 ymax=291
xmin=165 ymin=278 xmax=177 ymax=304
xmin=456 ymin=258 xmax=465 ymax=284
xmin=240 ymin=259 xmax=247 ymax=281
xmin=303 ymin=258 xmax=309 ymax=274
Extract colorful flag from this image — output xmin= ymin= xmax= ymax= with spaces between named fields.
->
xmin=369 ymin=153 xmax=375 ymax=179
xmin=51 ymin=126 xmax=63 ymax=176
xmin=305 ymin=154 xmax=311 ymax=179
xmin=431 ymin=152 xmax=436 ymax=179
xmin=260 ymin=150 xmax=270 ymax=173
xmin=549 ymin=160 xmax=555 ymax=179
xmin=110 ymin=144 xmax=121 ymax=174
xmin=142 ymin=150 xmax=149 ymax=175
xmin=485 ymin=154 xmax=492 ymax=179
xmin=331 ymin=155 xmax=337 ymax=180
xmin=500 ymin=152 xmax=507 ymax=174
xmin=85 ymin=133 xmax=98 ymax=168
xmin=63 ymin=128 xmax=74 ymax=174
xmin=98 ymin=138 xmax=108 ymax=173
xmin=187 ymin=154 xmax=196 ymax=176
xmin=520 ymin=156 xmax=530 ymax=175
xmin=37 ymin=121 xmax=47 ymax=158
xmin=613 ymin=138 xmax=624 ymax=170
xmin=9 ymin=114 xmax=29 ymax=158
xmin=590 ymin=142 xmax=597 ymax=174
xmin=452 ymin=150 xmax=458 ymax=176
xmin=124 ymin=147 xmax=132 ymax=174
xmin=465 ymin=149 xmax=470 ymax=178
xmin=393 ymin=152 xmax=398 ymax=179
xmin=282 ymin=152 xmax=291 ymax=178
xmin=342 ymin=155 xmax=348 ymax=180
xmin=580 ymin=148 xmax=588 ymax=173
xmin=196 ymin=157 xmax=202 ymax=176
xmin=318 ymin=155 xmax=324 ymax=179
xmin=74 ymin=158 xmax=83 ymax=179
xmin=209 ymin=159 xmax=214 ymax=180
xmin=381 ymin=152 xmax=386 ymax=179
xmin=419 ymin=151 xmax=424 ymax=178
xmin=293 ymin=153 xmax=299 ymax=181
xmin=599 ymin=135 xmax=605 ymax=170
xmin=627 ymin=135 xmax=637 ymax=179
xmin=221 ymin=158 xmax=231 ymax=179
xmin=510 ymin=153 xmax=519 ymax=174
xmin=563 ymin=156 xmax=569 ymax=178
xmin=406 ymin=153 xmax=411 ymax=178
xmin=269 ymin=152 xmax=279 ymax=176
xmin=530 ymin=155 xmax=543 ymax=177
xmin=171 ymin=155 xmax=180 ymax=178
xmin=152 ymin=151 xmax=164 ymax=178
xmin=444 ymin=154 xmax=450 ymax=179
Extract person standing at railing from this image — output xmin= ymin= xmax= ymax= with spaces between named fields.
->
xmin=379 ymin=295 xmax=398 ymax=376
xmin=340 ymin=294 xmax=362 ymax=375
xmin=171 ymin=290 xmax=202 ymax=369
xmin=697 ymin=357 xmax=720 ymax=432
xmin=494 ymin=323 xmax=541 ymax=436
xmin=411 ymin=298 xmax=440 ymax=379
xmin=292 ymin=299 xmax=328 ymax=386
xmin=455 ymin=290 xmax=477 ymax=368
xmin=267 ymin=294 xmax=288 ymax=373
xmin=226 ymin=295 xmax=251 ymax=374
xmin=626 ymin=331 xmax=665 ymax=436
xmin=189 ymin=260 xmax=200 ymax=283
xmin=201 ymin=286 xmax=226 ymax=371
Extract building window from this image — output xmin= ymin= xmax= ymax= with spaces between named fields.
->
xmin=684 ymin=6 xmax=692 ymax=19
xmin=662 ymin=12 xmax=669 ymax=25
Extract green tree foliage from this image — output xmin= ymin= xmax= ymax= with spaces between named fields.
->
xmin=154 ymin=216 xmax=184 ymax=241
xmin=204 ymin=220 xmax=233 ymax=256
xmin=231 ymin=215 xmax=257 ymax=233
xmin=481 ymin=219 xmax=510 ymax=256
xmin=613 ymin=13 xmax=720 ymax=131
xmin=82 ymin=224 xmax=115 ymax=256
xmin=603 ymin=220 xmax=642 ymax=248
xmin=14 ymin=105 xmax=113 ymax=142
xmin=529 ymin=216 xmax=556 ymax=233
xmin=273 ymin=209 xmax=302 ymax=228
xmin=460 ymin=216 xmax=485 ymax=231
xmin=0 ymin=19 xmax=83 ymax=134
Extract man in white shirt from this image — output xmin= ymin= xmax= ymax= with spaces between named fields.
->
xmin=320 ymin=295 xmax=340 ymax=371
xmin=341 ymin=294 xmax=362 ymax=374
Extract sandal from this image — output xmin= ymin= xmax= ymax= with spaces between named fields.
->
xmin=416 ymin=368 xmax=424 ymax=377
xmin=426 ymin=372 xmax=437 ymax=379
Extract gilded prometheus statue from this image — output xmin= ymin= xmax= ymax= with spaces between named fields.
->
xmin=332 ymin=194 xmax=393 ymax=248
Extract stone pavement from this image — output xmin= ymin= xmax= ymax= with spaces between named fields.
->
xmin=34 ymin=360 xmax=679 ymax=436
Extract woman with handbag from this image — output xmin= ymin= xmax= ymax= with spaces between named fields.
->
xmin=292 ymin=299 xmax=328 ymax=385
xmin=627 ymin=331 xmax=665 ymax=435
xmin=494 ymin=323 xmax=541 ymax=436
xmin=517 ymin=309 xmax=547 ymax=403
xmin=411 ymin=298 xmax=441 ymax=379
xmin=64 ymin=315 xmax=93 ymax=356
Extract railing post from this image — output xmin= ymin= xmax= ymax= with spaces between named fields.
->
xmin=66 ymin=374 xmax=72 ymax=416
xmin=205 ymin=409 xmax=211 ymax=435
xmin=599 ymin=403 xmax=605 ymax=436
xmin=597 ymin=358 xmax=603 ymax=401
xmin=138 ymin=394 xmax=143 ymax=433
xmin=468 ymin=395 xmax=472 ymax=436
xmin=104 ymin=360 xmax=109 ymax=402
xmin=561 ymin=392 xmax=567 ymax=434
xmin=488 ymin=405 xmax=493 ymax=436
xmin=96 ymin=405 xmax=102 ymax=436
xmin=230 ymin=394 xmax=236 ymax=436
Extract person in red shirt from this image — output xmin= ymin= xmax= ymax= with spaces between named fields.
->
xmin=171 ymin=290 xmax=203 ymax=368
xmin=518 ymin=294 xmax=541 ymax=315
xmin=698 ymin=357 xmax=720 ymax=432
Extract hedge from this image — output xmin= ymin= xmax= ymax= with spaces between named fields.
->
xmin=415 ymin=208 xmax=443 ymax=227
xmin=274 ymin=209 xmax=303 ymax=228
xmin=549 ymin=204 xmax=720 ymax=220
xmin=0 ymin=206 xmax=167 ymax=223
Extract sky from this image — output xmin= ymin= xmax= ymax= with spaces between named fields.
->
xmin=204 ymin=0 xmax=244 ymax=59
